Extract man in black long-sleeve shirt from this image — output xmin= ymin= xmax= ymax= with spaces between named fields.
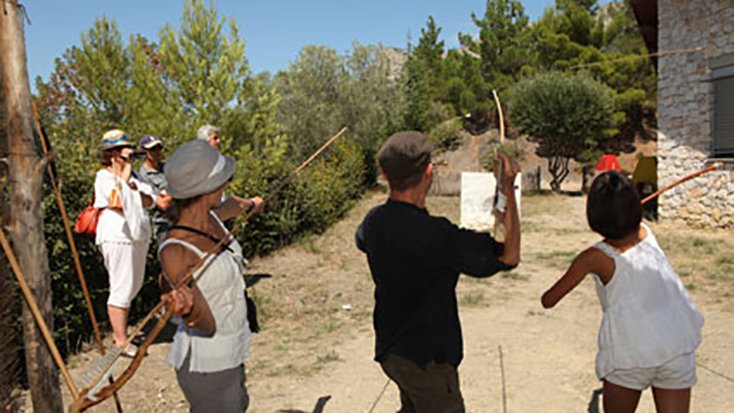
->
xmin=356 ymin=131 xmax=521 ymax=413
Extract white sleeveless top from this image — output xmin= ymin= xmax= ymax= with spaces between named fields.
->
xmin=591 ymin=223 xmax=704 ymax=379
xmin=159 ymin=214 xmax=251 ymax=373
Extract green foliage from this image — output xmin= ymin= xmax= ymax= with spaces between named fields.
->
xmin=274 ymin=42 xmax=406 ymax=184
xmin=530 ymin=1 xmax=656 ymax=147
xmin=444 ymin=48 xmax=489 ymax=116
xmin=403 ymin=16 xmax=451 ymax=132
xmin=274 ymin=46 xmax=345 ymax=157
xmin=411 ymin=16 xmax=445 ymax=100
xmin=428 ymin=117 xmax=463 ymax=152
xmin=509 ymin=71 xmax=615 ymax=191
xmin=471 ymin=0 xmax=531 ymax=89
xmin=483 ymin=139 xmax=530 ymax=172
xmin=339 ymin=42 xmax=407 ymax=151
xmin=158 ymin=0 xmax=248 ymax=128
xmin=231 ymin=138 xmax=366 ymax=257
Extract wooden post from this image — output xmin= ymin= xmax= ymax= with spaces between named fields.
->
xmin=0 ymin=2 xmax=65 ymax=412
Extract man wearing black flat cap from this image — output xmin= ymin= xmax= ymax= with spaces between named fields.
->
xmin=356 ymin=131 xmax=521 ymax=413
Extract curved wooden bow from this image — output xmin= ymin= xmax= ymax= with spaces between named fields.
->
xmin=492 ymin=89 xmax=507 ymax=242
xmin=69 ymin=301 xmax=174 ymax=412
xmin=69 ymin=126 xmax=347 ymax=410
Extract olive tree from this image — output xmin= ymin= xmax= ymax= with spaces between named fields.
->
xmin=509 ymin=71 xmax=615 ymax=192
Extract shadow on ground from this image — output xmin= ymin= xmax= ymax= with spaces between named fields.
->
xmin=278 ymin=395 xmax=331 ymax=413
xmin=245 ymin=272 xmax=272 ymax=287
xmin=587 ymin=387 xmax=603 ymax=413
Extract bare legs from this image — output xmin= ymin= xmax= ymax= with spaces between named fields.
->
xmin=603 ymin=380 xmax=691 ymax=413
xmin=107 ymin=304 xmax=129 ymax=347
xmin=652 ymin=387 xmax=691 ymax=413
xmin=603 ymin=380 xmax=641 ymax=413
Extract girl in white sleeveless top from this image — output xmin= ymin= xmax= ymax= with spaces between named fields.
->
xmin=542 ymin=171 xmax=703 ymax=413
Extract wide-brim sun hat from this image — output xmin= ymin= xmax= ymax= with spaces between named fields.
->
xmin=99 ymin=129 xmax=134 ymax=150
xmin=164 ymin=140 xmax=235 ymax=200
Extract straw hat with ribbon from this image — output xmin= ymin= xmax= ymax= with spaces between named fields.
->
xmin=99 ymin=129 xmax=134 ymax=151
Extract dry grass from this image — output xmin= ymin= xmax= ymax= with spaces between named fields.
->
xmin=245 ymin=190 xmax=385 ymax=378
xmin=654 ymin=226 xmax=734 ymax=300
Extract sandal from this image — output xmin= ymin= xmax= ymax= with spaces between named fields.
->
xmin=117 ymin=343 xmax=139 ymax=358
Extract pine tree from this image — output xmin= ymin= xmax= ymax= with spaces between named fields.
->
xmin=158 ymin=0 xmax=249 ymax=129
xmin=472 ymin=0 xmax=531 ymax=88
xmin=403 ymin=16 xmax=449 ymax=131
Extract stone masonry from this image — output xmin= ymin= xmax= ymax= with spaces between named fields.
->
xmin=657 ymin=0 xmax=734 ymax=228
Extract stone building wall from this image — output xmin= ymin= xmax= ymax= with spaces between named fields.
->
xmin=657 ymin=0 xmax=734 ymax=228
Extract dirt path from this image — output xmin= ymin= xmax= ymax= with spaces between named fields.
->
xmin=33 ymin=191 xmax=734 ymax=413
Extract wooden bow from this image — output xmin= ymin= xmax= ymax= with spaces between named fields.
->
xmin=69 ymin=126 xmax=348 ymax=411
xmin=69 ymin=301 xmax=174 ymax=412
xmin=492 ymin=89 xmax=507 ymax=242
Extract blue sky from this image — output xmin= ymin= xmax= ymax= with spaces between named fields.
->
xmin=24 ymin=0 xmax=607 ymax=86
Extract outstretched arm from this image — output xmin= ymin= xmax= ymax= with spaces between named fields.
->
xmin=541 ymin=247 xmax=611 ymax=308
xmin=214 ymin=195 xmax=265 ymax=222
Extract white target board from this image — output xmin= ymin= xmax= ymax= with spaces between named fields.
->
xmin=460 ymin=172 xmax=521 ymax=231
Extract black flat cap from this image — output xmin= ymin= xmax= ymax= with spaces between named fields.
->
xmin=378 ymin=131 xmax=434 ymax=182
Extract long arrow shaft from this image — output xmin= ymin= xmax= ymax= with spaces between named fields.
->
xmin=641 ymin=163 xmax=723 ymax=205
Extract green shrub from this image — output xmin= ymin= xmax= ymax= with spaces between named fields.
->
xmin=428 ymin=118 xmax=462 ymax=152
xmin=232 ymin=137 xmax=366 ymax=258
xmin=483 ymin=139 xmax=530 ymax=172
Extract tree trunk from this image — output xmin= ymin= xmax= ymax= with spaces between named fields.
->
xmin=548 ymin=156 xmax=569 ymax=193
xmin=1 ymin=49 xmax=22 ymax=413
xmin=0 ymin=2 xmax=64 ymax=412
xmin=581 ymin=164 xmax=594 ymax=194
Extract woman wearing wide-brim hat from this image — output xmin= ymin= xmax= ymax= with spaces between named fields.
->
xmin=159 ymin=139 xmax=264 ymax=413
xmin=94 ymin=129 xmax=157 ymax=357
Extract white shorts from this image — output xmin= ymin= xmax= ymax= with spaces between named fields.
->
xmin=99 ymin=241 xmax=149 ymax=308
xmin=603 ymin=352 xmax=697 ymax=391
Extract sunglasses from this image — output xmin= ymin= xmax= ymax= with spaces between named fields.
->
xmin=104 ymin=145 xmax=134 ymax=152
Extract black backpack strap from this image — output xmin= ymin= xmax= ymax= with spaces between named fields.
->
xmin=168 ymin=225 xmax=234 ymax=253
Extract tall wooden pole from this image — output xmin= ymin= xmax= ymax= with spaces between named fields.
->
xmin=0 ymin=49 xmax=22 ymax=413
xmin=0 ymin=2 xmax=64 ymax=412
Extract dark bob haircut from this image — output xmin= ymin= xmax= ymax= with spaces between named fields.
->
xmin=587 ymin=171 xmax=642 ymax=240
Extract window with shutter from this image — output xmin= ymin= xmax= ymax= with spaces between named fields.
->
xmin=712 ymin=55 xmax=734 ymax=158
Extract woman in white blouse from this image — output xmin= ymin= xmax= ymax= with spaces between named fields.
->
xmin=94 ymin=130 xmax=156 ymax=357
xmin=159 ymin=140 xmax=263 ymax=412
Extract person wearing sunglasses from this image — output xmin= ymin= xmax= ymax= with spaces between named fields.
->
xmin=138 ymin=135 xmax=174 ymax=241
